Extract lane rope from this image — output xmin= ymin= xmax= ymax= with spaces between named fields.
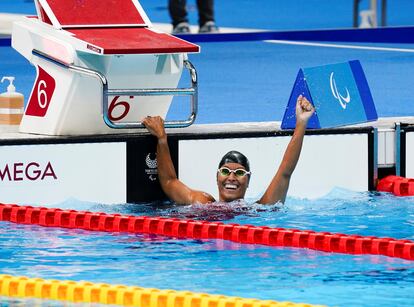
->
xmin=0 ymin=274 xmax=325 ymax=307
xmin=377 ymin=175 xmax=414 ymax=196
xmin=0 ymin=203 xmax=413 ymax=260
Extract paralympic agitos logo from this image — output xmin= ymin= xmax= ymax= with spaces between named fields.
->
xmin=330 ymin=72 xmax=351 ymax=110
xmin=0 ymin=161 xmax=57 ymax=182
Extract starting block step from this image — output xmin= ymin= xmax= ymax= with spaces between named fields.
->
xmin=281 ymin=60 xmax=378 ymax=129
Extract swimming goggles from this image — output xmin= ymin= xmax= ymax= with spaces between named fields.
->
xmin=217 ymin=167 xmax=251 ymax=178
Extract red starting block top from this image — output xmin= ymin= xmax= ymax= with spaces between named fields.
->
xmin=35 ymin=0 xmax=200 ymax=55
xmin=69 ymin=28 xmax=200 ymax=54
xmin=38 ymin=0 xmax=149 ymax=27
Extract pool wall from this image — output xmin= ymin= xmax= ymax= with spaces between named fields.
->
xmin=0 ymin=122 xmax=386 ymax=204
xmin=401 ymin=126 xmax=414 ymax=178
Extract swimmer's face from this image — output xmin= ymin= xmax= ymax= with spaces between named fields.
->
xmin=217 ymin=162 xmax=250 ymax=202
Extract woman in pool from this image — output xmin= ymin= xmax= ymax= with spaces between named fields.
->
xmin=143 ymin=95 xmax=314 ymax=205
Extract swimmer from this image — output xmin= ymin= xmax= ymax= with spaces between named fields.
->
xmin=142 ymin=95 xmax=314 ymax=205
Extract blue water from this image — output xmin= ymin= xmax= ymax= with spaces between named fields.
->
xmin=1 ymin=189 xmax=414 ymax=307
xmin=2 ymin=1 xmax=414 ymax=306
xmin=3 ymin=40 xmax=414 ymax=125
xmin=2 ymin=1 xmax=414 ymax=124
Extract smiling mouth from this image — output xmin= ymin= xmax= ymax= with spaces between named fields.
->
xmin=224 ymin=183 xmax=238 ymax=190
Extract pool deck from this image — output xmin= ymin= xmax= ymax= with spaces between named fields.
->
xmin=1 ymin=116 xmax=413 ymax=140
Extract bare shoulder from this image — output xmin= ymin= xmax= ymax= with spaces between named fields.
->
xmin=190 ymin=190 xmax=216 ymax=204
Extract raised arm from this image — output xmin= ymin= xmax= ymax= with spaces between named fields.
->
xmin=258 ymin=95 xmax=314 ymax=204
xmin=142 ymin=116 xmax=215 ymax=205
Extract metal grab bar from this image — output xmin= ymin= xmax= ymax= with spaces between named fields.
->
xmin=32 ymin=49 xmax=198 ymax=129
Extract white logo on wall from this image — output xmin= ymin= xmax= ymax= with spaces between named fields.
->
xmin=330 ymin=72 xmax=351 ymax=109
xmin=145 ymin=153 xmax=158 ymax=181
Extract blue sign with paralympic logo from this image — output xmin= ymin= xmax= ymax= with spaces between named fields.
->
xmin=281 ymin=60 xmax=377 ymax=129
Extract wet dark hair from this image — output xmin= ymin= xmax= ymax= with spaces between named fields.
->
xmin=218 ymin=150 xmax=250 ymax=172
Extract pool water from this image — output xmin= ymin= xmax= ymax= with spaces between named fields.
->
xmin=2 ymin=2 xmax=414 ymax=307
xmin=1 ymin=189 xmax=414 ymax=307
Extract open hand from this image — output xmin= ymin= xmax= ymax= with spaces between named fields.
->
xmin=296 ymin=95 xmax=315 ymax=124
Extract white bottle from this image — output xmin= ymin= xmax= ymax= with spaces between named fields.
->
xmin=0 ymin=76 xmax=24 ymax=127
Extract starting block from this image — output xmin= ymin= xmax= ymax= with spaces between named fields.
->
xmin=12 ymin=0 xmax=200 ymax=135
xmin=281 ymin=60 xmax=378 ymax=129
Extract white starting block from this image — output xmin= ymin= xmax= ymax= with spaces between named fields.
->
xmin=11 ymin=0 xmax=200 ymax=135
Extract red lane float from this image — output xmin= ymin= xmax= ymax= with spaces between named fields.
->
xmin=377 ymin=175 xmax=414 ymax=196
xmin=0 ymin=203 xmax=413 ymax=260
